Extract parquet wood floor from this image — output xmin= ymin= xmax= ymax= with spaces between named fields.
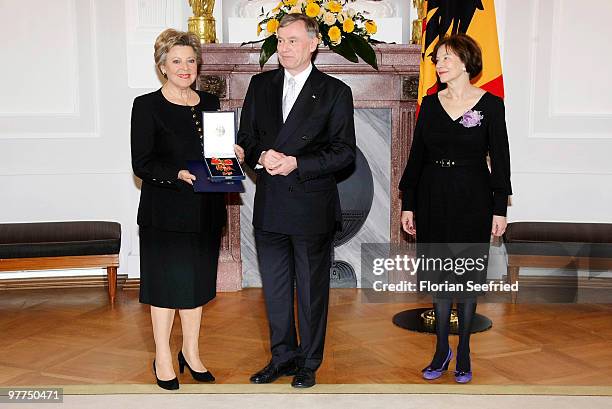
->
xmin=1 ymin=288 xmax=611 ymax=386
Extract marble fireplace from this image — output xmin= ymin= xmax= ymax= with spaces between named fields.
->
xmin=198 ymin=44 xmax=420 ymax=290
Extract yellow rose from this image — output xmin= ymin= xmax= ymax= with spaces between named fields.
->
xmin=283 ymin=0 xmax=297 ymax=6
xmin=267 ymin=19 xmax=280 ymax=33
xmin=326 ymin=1 xmax=342 ymax=13
xmin=323 ymin=11 xmax=336 ymax=25
xmin=257 ymin=24 xmax=262 ymax=36
xmin=328 ymin=25 xmax=341 ymax=44
xmin=365 ymin=20 xmax=377 ymax=35
xmin=342 ymin=18 xmax=355 ymax=33
xmin=305 ymin=2 xmax=320 ymax=17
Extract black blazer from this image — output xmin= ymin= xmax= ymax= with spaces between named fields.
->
xmin=238 ymin=66 xmax=356 ymax=235
xmin=131 ymin=89 xmax=226 ymax=232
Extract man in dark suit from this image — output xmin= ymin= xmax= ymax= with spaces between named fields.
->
xmin=235 ymin=13 xmax=356 ymax=388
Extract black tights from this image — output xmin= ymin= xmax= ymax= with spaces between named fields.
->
xmin=430 ymin=298 xmax=477 ymax=372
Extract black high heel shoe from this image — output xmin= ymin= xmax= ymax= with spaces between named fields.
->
xmin=153 ymin=360 xmax=179 ymax=390
xmin=178 ymin=351 xmax=215 ymax=382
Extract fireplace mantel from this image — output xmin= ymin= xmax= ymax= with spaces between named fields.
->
xmin=199 ymin=44 xmax=421 ymax=291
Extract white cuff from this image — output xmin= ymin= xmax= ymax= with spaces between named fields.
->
xmin=255 ymin=150 xmax=266 ymax=169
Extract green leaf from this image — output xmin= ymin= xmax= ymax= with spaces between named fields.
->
xmin=241 ymin=38 xmax=266 ymax=47
xmin=330 ymin=38 xmax=359 ymax=64
xmin=346 ymin=33 xmax=378 ymax=70
xmin=259 ymin=35 xmax=278 ymax=68
xmin=369 ymin=38 xmax=389 ymax=45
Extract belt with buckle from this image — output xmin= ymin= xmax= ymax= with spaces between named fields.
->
xmin=429 ymin=158 xmax=485 ymax=168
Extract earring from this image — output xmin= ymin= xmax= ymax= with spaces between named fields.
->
xmin=462 ymin=67 xmax=467 ymax=72
xmin=161 ymin=71 xmax=167 ymax=78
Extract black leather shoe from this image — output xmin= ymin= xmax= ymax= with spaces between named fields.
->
xmin=178 ymin=351 xmax=215 ymax=382
xmin=250 ymin=360 xmax=297 ymax=384
xmin=153 ymin=360 xmax=179 ymax=390
xmin=291 ymin=367 xmax=316 ymax=388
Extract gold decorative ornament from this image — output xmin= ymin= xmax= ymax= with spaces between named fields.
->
xmin=188 ymin=0 xmax=217 ymax=43
xmin=411 ymin=0 xmax=427 ymax=45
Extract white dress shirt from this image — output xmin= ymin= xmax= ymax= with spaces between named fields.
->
xmin=282 ymin=64 xmax=312 ymax=122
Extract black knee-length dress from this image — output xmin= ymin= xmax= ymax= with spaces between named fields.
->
xmin=399 ymin=92 xmax=512 ymax=299
xmin=131 ymin=89 xmax=226 ymax=309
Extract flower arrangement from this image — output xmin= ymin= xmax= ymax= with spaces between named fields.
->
xmin=245 ymin=0 xmax=380 ymax=70
xmin=459 ymin=110 xmax=484 ymax=128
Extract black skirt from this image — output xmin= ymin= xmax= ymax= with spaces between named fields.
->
xmin=139 ymin=223 xmax=222 ymax=309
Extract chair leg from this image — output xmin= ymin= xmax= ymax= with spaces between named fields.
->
xmin=107 ymin=266 xmax=117 ymax=304
xmin=508 ymin=265 xmax=519 ymax=304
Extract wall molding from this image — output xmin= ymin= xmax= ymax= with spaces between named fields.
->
xmin=527 ymin=0 xmax=612 ymax=140
xmin=549 ymin=0 xmax=612 ymax=118
xmin=0 ymin=0 xmax=100 ymax=140
xmin=125 ymin=0 xmax=187 ymax=89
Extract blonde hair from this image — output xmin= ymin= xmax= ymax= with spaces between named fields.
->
xmin=154 ymin=29 xmax=201 ymax=74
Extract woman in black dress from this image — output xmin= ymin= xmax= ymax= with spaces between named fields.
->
xmin=131 ymin=29 xmax=234 ymax=390
xmin=399 ymin=34 xmax=512 ymax=383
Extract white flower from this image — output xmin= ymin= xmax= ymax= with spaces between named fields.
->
xmin=289 ymin=5 xmax=301 ymax=13
xmin=323 ymin=11 xmax=336 ymax=25
xmin=347 ymin=8 xmax=356 ymax=18
xmin=337 ymin=11 xmax=347 ymax=23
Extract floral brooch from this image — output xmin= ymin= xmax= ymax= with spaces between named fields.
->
xmin=459 ymin=110 xmax=484 ymax=128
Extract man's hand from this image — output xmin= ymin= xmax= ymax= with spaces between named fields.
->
xmin=260 ymin=149 xmax=286 ymax=170
xmin=267 ymin=155 xmax=298 ymax=176
xmin=234 ymin=144 xmax=245 ymax=164
xmin=178 ymin=169 xmax=196 ymax=185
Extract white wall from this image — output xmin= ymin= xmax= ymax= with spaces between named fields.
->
xmin=0 ymin=0 xmax=202 ymax=279
xmin=501 ymin=0 xmax=612 ymax=223
xmin=0 ymin=0 xmax=609 ymax=280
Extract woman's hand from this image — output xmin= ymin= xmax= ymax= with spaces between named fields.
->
xmin=401 ymin=211 xmax=416 ymax=236
xmin=491 ymin=215 xmax=507 ymax=237
xmin=234 ymin=144 xmax=245 ymax=164
xmin=177 ymin=169 xmax=196 ymax=185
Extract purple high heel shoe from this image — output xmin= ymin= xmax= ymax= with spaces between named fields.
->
xmin=454 ymin=370 xmax=472 ymax=383
xmin=422 ymin=349 xmax=452 ymax=380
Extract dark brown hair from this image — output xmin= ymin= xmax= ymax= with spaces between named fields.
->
xmin=432 ymin=33 xmax=482 ymax=80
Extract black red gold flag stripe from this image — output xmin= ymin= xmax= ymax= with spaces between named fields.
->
xmin=417 ymin=0 xmax=504 ymax=115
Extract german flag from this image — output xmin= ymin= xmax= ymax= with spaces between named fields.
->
xmin=417 ymin=0 xmax=504 ymax=114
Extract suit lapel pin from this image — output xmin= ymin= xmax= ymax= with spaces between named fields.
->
xmin=312 ymin=94 xmax=317 ymax=99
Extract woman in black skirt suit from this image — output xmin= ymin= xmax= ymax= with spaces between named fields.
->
xmin=399 ymin=34 xmax=512 ymax=383
xmin=131 ymin=29 xmax=240 ymax=390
